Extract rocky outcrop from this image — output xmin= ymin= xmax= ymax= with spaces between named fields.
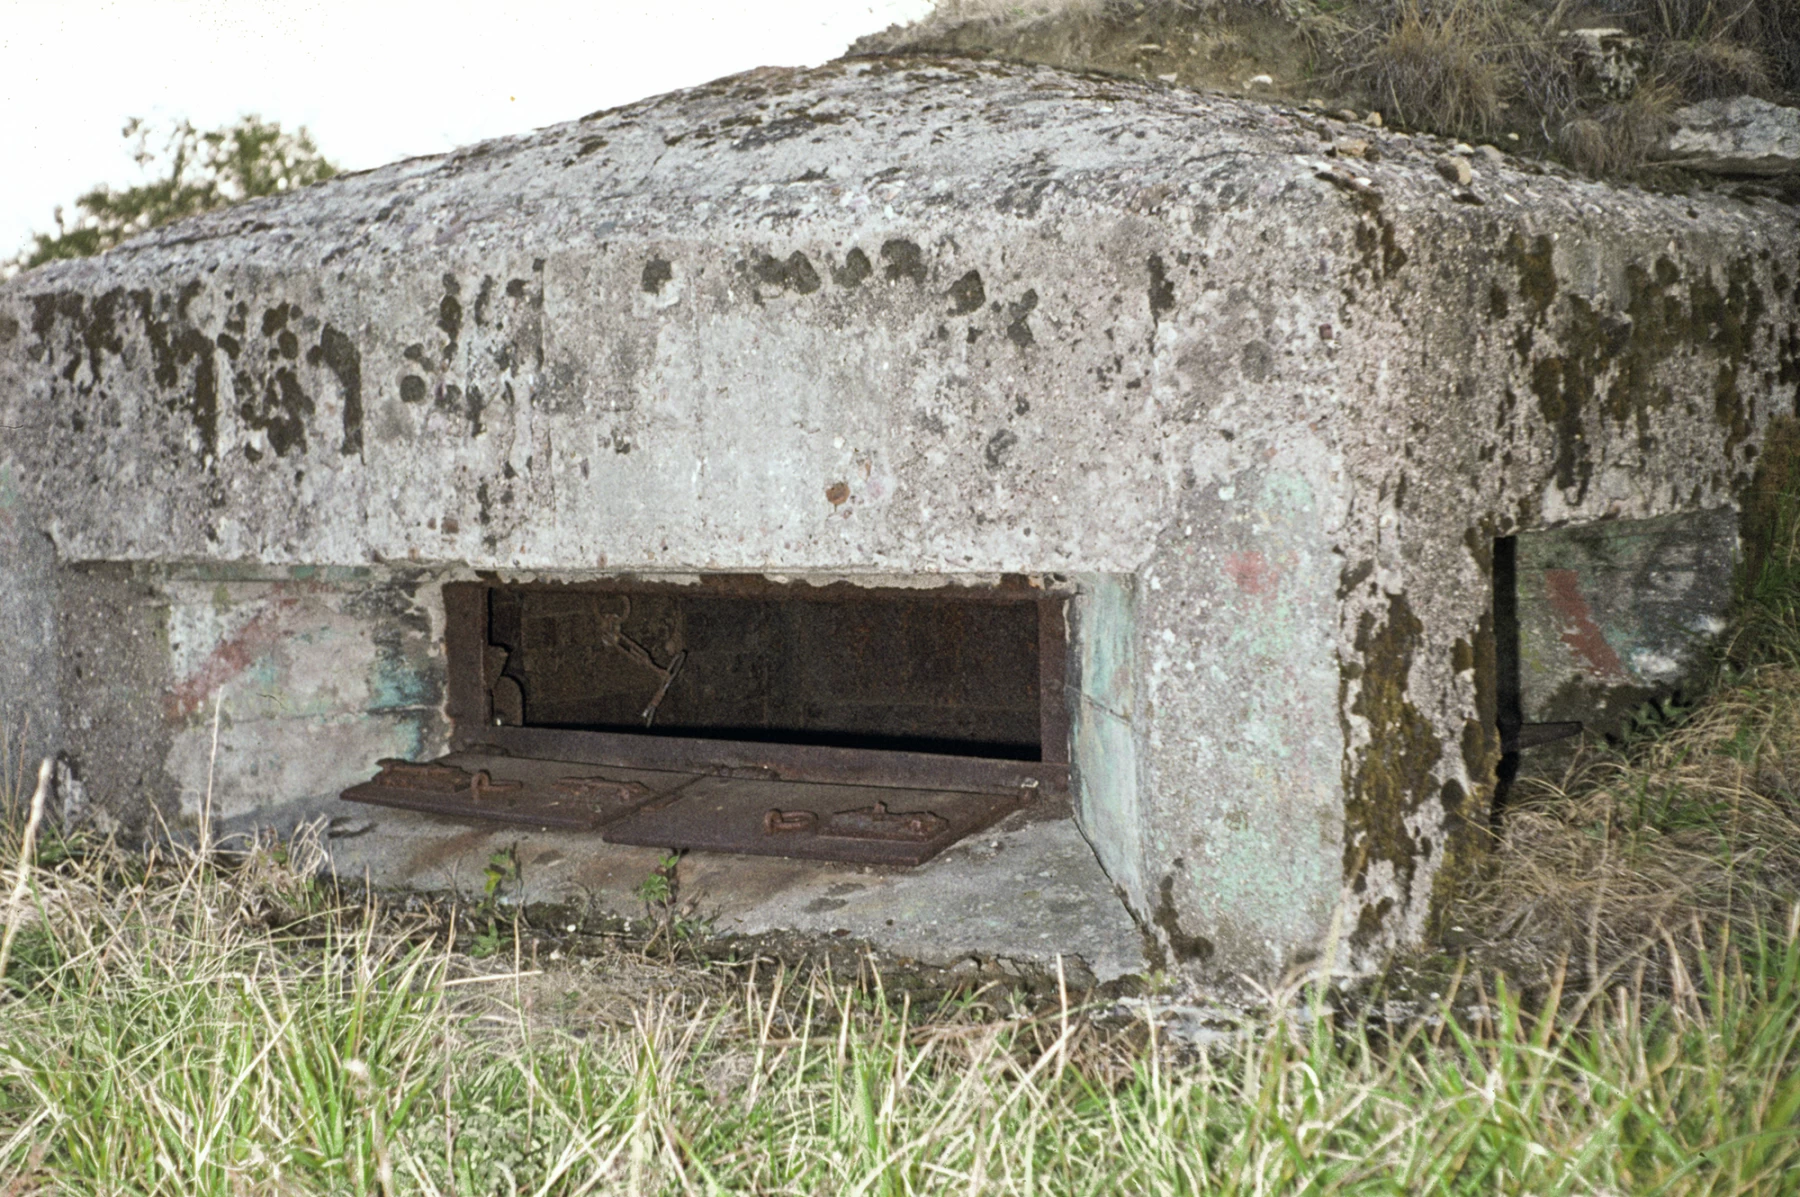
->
xmin=1563 ymin=27 xmax=1642 ymax=100
xmin=1661 ymin=96 xmax=1800 ymax=176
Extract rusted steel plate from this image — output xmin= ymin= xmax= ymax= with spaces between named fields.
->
xmin=340 ymin=752 xmax=685 ymax=830
xmin=601 ymin=776 xmax=1031 ymax=866
xmin=1038 ymin=595 xmax=1071 ymax=766
xmin=471 ymin=725 xmax=1069 ymax=797
xmin=456 ymin=574 xmax=1060 ymax=605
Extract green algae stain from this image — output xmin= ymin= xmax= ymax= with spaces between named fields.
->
xmin=1438 ymin=611 xmax=1502 ymax=930
xmin=368 ymin=652 xmax=434 ymax=712
xmin=1153 ymin=873 xmax=1215 ymax=964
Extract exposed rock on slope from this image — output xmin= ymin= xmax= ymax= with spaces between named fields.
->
xmin=1661 ymin=96 xmax=1800 ymax=176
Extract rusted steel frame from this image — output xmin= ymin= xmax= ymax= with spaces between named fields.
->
xmin=603 ymin=781 xmax=1027 ymax=865
xmin=444 ymin=577 xmax=1073 ymax=794
xmin=342 ymin=784 xmax=621 ymax=830
xmin=469 ymin=724 xmax=1069 ymax=796
xmin=443 ymin=582 xmax=491 ymax=730
xmin=465 ymin=571 xmax=1069 ymax=604
xmin=341 ymin=757 xmax=657 ymax=831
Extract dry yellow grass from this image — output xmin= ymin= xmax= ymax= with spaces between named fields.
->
xmin=1466 ymin=665 xmax=1800 ymax=988
xmin=1346 ymin=2 xmax=1509 ymax=139
xmin=1556 ymin=83 xmax=1679 ymax=177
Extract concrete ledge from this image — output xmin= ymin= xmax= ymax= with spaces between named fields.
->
xmin=320 ymin=799 xmax=1148 ymax=984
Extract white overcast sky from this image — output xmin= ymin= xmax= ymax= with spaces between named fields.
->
xmin=0 ymin=0 xmax=934 ymax=254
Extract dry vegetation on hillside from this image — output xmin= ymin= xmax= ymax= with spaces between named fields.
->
xmin=859 ymin=0 xmax=1800 ymax=178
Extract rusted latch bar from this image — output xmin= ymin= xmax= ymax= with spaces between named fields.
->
xmin=642 ymin=650 xmax=687 ymax=727
xmin=341 ymin=755 xmax=659 ymax=830
xmin=762 ymin=802 xmax=950 ymax=843
xmin=1506 ymin=722 xmax=1583 ymax=752
xmin=604 ymin=779 xmax=1031 ymax=866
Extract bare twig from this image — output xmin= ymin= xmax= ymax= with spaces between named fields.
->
xmin=0 ymin=759 xmax=52 ymax=986
xmin=201 ymin=690 xmax=223 ymax=858
xmin=641 ymin=651 xmax=687 ymax=728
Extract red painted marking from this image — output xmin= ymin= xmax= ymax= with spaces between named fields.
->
xmin=1225 ymin=551 xmax=1278 ymax=599
xmin=1543 ymin=569 xmax=1630 ymax=683
xmin=163 ymin=599 xmax=300 ymax=721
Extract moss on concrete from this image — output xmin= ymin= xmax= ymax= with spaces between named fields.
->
xmin=1341 ymin=591 xmax=1443 ymax=950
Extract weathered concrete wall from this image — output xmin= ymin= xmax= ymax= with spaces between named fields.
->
xmin=0 ymin=467 xmax=57 ymax=793
xmin=1134 ymin=457 xmax=1345 ymax=969
xmin=50 ymin=564 xmax=448 ymax=835
xmin=2 ymin=57 xmax=1795 ymax=978
xmin=54 ymin=564 xmax=176 ymax=832
xmin=1067 ymin=573 xmax=1145 ymax=909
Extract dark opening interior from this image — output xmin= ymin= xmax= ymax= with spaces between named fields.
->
xmin=1491 ymin=534 xmax=1523 ymax=823
xmin=481 ymin=583 xmax=1049 ymax=761
xmin=352 ymin=577 xmax=1069 ymax=857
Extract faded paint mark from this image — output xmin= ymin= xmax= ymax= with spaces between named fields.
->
xmin=1544 ymin=569 xmax=1630 ymax=683
xmin=1225 ymin=550 xmax=1277 ymax=599
xmin=164 ymin=599 xmax=300 ymax=721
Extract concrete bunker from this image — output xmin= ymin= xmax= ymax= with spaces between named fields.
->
xmin=2 ymin=57 xmax=1796 ymax=984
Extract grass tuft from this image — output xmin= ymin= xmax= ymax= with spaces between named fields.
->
xmin=1654 ymin=32 xmax=1773 ymax=99
xmin=1648 ymin=0 xmax=1800 ymax=90
xmin=1468 ymin=666 xmax=1800 ymax=984
xmin=1343 ymin=2 xmax=1508 ymax=140
xmin=1555 ymin=82 xmax=1680 ymax=175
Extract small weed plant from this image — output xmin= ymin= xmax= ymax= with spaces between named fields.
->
xmin=467 ymin=845 xmax=521 ymax=960
xmin=636 ymin=850 xmax=706 ymax=960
